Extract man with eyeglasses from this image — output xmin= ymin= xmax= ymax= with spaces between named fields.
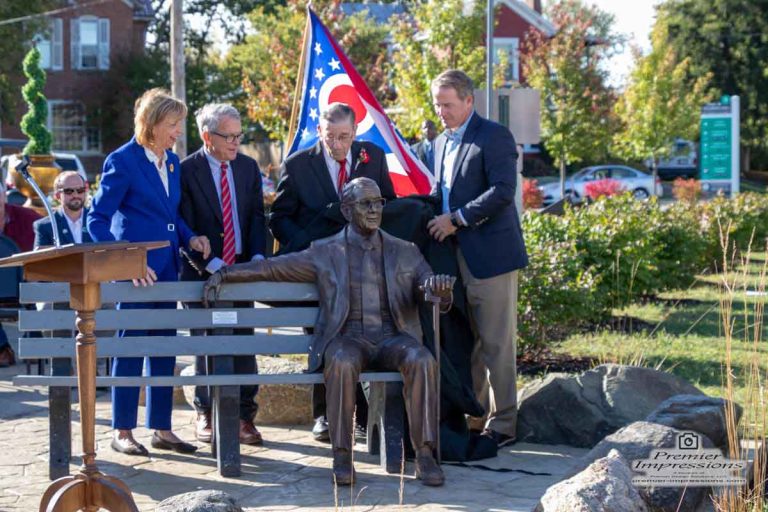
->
xmin=205 ymin=177 xmax=452 ymax=487
xmin=270 ymin=102 xmax=396 ymax=443
xmin=179 ymin=103 xmax=267 ymax=446
xmin=33 ymin=171 xmax=92 ymax=249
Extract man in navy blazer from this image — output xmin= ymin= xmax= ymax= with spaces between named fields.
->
xmin=427 ymin=69 xmax=528 ymax=448
xmin=180 ymin=103 xmax=266 ymax=445
xmin=33 ymin=171 xmax=93 ymax=249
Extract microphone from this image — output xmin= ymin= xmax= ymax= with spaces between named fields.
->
xmin=15 ymin=155 xmax=61 ymax=249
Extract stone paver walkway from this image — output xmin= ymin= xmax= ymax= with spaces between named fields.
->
xmin=0 ymin=324 xmax=586 ymax=511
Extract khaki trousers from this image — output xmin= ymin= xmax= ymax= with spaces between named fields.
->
xmin=457 ymin=251 xmax=518 ymax=437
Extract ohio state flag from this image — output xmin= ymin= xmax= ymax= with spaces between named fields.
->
xmin=288 ymin=8 xmax=433 ymax=196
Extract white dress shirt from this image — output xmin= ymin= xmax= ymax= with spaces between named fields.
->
xmin=143 ymin=146 xmax=169 ymax=195
xmin=63 ymin=212 xmax=84 ymax=244
xmin=322 ymin=147 xmax=353 ymax=195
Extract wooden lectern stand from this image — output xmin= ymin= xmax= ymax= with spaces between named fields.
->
xmin=0 ymin=240 xmax=168 ymax=512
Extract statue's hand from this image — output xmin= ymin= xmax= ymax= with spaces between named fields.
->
xmin=202 ymin=270 xmax=224 ymax=308
xmin=423 ymin=274 xmax=456 ymax=300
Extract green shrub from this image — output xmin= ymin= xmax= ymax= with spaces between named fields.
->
xmin=518 ymin=191 xmax=768 ymax=354
xmin=653 ymin=202 xmax=709 ymax=290
xmin=518 ymin=212 xmax=599 ymax=353
xmin=20 ymin=46 xmax=51 ymax=155
xmin=564 ymin=193 xmax=661 ymax=309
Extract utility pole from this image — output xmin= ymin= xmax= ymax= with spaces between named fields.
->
xmin=486 ymin=0 xmax=494 ymax=119
xmin=170 ymin=0 xmax=186 ymax=158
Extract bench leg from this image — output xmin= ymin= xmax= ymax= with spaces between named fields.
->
xmin=212 ymin=352 xmax=240 ymax=477
xmin=49 ymin=358 xmax=72 ymax=480
xmin=367 ymin=381 xmax=406 ymax=474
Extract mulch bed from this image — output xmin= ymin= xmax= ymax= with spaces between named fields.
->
xmin=518 ymin=348 xmax=596 ymax=376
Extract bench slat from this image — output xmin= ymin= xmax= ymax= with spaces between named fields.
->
xmin=13 ymin=372 xmax=403 ymax=387
xmin=18 ymin=335 xmax=313 ymax=358
xmin=19 ymin=307 xmax=317 ymax=331
xmin=19 ymin=281 xmax=319 ymax=304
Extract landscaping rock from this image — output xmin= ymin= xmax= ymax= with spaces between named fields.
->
xmin=516 ymin=364 xmax=704 ymax=447
xmin=182 ymin=356 xmax=312 ymax=426
xmin=537 ymin=449 xmax=649 ymax=512
xmin=646 ymin=394 xmax=742 ymax=451
xmin=156 ymin=490 xmax=243 ymax=512
xmin=582 ymin=421 xmax=713 ymax=512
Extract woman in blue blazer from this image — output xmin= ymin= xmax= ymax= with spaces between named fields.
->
xmin=88 ymin=88 xmax=210 ymax=456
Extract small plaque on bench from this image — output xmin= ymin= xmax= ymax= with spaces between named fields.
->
xmin=212 ymin=311 xmax=238 ymax=325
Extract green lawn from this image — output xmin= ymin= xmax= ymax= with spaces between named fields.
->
xmin=554 ymin=253 xmax=768 ymax=426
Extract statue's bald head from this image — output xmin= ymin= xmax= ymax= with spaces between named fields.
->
xmin=340 ymin=177 xmax=386 ymax=235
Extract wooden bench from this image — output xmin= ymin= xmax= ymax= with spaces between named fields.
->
xmin=13 ymin=281 xmax=408 ymax=480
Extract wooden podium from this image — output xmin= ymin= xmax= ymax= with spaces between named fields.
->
xmin=0 ymin=240 xmax=168 ymax=512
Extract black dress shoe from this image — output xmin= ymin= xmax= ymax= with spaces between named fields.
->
xmin=482 ymin=429 xmax=516 ymax=447
xmin=150 ymin=432 xmax=198 ymax=454
xmin=313 ymin=416 xmax=330 ymax=442
xmin=354 ymin=423 xmax=367 ymax=442
xmin=110 ymin=437 xmax=149 ymax=456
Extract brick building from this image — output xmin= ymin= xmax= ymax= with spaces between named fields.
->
xmin=1 ymin=0 xmax=153 ymax=175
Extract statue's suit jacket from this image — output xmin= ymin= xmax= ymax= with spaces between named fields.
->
xmin=222 ymin=226 xmax=433 ymax=372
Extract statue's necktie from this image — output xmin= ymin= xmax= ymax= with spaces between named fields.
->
xmin=361 ymin=243 xmax=382 ymax=340
xmin=220 ymin=161 xmax=236 ymax=265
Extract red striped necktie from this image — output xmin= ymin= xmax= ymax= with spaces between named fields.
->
xmin=220 ymin=161 xmax=236 ymax=265
xmin=336 ymin=158 xmax=347 ymax=195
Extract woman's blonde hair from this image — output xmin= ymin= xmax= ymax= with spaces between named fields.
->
xmin=134 ymin=88 xmax=187 ymax=147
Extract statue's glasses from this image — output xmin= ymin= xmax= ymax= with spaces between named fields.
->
xmin=350 ymin=198 xmax=386 ymax=211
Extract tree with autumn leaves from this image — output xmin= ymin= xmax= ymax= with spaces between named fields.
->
xmin=523 ymin=0 xmax=619 ymax=194
xmin=612 ymin=21 xmax=712 ymax=182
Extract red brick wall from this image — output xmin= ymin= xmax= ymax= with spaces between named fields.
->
xmin=1 ymin=0 xmax=144 ymax=175
xmin=492 ymin=4 xmax=548 ymax=85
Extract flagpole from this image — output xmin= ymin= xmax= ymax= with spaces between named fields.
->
xmin=286 ymin=6 xmax=312 ymax=152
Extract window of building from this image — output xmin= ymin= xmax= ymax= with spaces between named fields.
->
xmin=48 ymin=101 xmax=101 ymax=153
xmin=493 ymin=37 xmax=520 ymax=83
xmin=71 ymin=16 xmax=110 ymax=70
xmin=34 ymin=18 xmax=63 ymax=71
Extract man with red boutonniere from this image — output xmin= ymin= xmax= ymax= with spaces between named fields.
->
xmin=270 ymin=102 xmax=395 ymax=444
xmin=270 ymin=102 xmax=395 ymax=254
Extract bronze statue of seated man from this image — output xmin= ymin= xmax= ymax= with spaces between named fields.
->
xmin=203 ymin=177 xmax=454 ymax=486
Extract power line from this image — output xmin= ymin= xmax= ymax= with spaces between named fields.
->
xmin=0 ymin=0 xmax=112 ymax=27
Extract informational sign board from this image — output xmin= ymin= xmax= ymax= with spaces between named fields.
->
xmin=700 ymin=95 xmax=739 ymax=197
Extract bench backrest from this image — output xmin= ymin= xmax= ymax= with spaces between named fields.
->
xmin=17 ymin=281 xmax=320 ymax=360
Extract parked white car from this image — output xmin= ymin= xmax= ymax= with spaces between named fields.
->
xmin=539 ymin=165 xmax=663 ymax=206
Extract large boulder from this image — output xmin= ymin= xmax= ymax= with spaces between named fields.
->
xmin=182 ymin=356 xmax=312 ymax=425
xmin=646 ymin=394 xmax=742 ymax=451
xmin=156 ymin=490 xmax=243 ymax=512
xmin=537 ymin=449 xmax=649 ymax=512
xmin=582 ymin=421 xmax=713 ymax=512
xmin=516 ymin=364 xmax=703 ymax=447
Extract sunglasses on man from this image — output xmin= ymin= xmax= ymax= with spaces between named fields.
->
xmin=58 ymin=187 xmax=87 ymax=195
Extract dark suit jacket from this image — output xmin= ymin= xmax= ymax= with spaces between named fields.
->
xmin=33 ymin=209 xmax=93 ymax=249
xmin=432 ymin=112 xmax=528 ymax=279
xmin=179 ymin=148 xmax=266 ymax=280
xmin=88 ymin=137 xmax=195 ymax=281
xmin=411 ymin=139 xmax=435 ymax=174
xmin=269 ymin=141 xmax=395 ymax=246
xmin=222 ymin=226 xmax=432 ymax=372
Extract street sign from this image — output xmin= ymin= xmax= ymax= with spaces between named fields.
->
xmin=700 ymin=95 xmax=739 ymax=196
